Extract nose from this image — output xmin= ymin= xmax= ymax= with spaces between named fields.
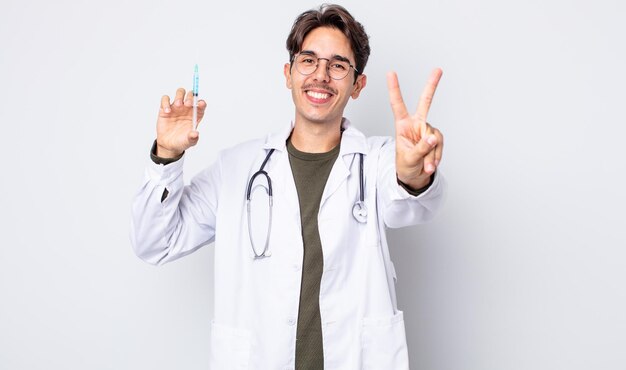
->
xmin=312 ymin=58 xmax=331 ymax=82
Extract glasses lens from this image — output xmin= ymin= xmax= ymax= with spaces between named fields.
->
xmin=295 ymin=54 xmax=317 ymax=75
xmin=328 ymin=59 xmax=350 ymax=80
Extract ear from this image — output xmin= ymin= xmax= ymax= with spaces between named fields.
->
xmin=351 ymin=74 xmax=367 ymax=99
xmin=284 ymin=63 xmax=293 ymax=89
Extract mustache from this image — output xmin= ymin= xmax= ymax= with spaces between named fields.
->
xmin=302 ymin=84 xmax=337 ymax=95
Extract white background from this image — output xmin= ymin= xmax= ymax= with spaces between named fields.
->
xmin=1 ymin=0 xmax=625 ymax=369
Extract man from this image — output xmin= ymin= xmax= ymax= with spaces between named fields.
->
xmin=131 ymin=4 xmax=445 ymax=369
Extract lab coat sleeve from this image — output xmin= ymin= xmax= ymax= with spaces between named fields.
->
xmin=376 ymin=139 xmax=447 ymax=229
xmin=130 ymin=153 xmax=221 ymax=265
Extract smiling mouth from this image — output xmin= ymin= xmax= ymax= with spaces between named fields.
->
xmin=306 ymin=91 xmax=331 ymax=100
xmin=303 ymin=84 xmax=336 ymax=102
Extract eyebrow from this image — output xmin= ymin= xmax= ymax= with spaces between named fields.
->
xmin=299 ymin=50 xmax=352 ymax=64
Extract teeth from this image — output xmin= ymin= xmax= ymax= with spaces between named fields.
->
xmin=307 ymin=91 xmax=330 ymax=100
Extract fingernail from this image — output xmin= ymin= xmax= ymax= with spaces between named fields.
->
xmin=427 ymin=135 xmax=436 ymax=146
xmin=426 ymin=164 xmax=434 ymax=173
xmin=164 ymin=107 xmax=171 ymax=113
xmin=435 ymin=160 xmax=440 ymax=167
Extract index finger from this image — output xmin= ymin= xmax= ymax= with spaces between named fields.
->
xmin=415 ymin=68 xmax=443 ymax=124
xmin=160 ymin=95 xmax=172 ymax=113
xmin=386 ymin=71 xmax=409 ymax=121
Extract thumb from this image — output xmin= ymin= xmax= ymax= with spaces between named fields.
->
xmin=187 ymin=130 xmax=200 ymax=147
xmin=411 ymin=134 xmax=437 ymax=160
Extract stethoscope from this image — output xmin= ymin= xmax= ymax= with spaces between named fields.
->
xmin=246 ymin=148 xmax=367 ymax=258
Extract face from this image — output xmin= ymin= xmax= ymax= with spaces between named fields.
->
xmin=284 ymin=26 xmax=366 ymax=128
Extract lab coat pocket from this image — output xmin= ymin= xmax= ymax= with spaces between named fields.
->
xmin=361 ymin=311 xmax=409 ymax=370
xmin=209 ymin=321 xmax=251 ymax=369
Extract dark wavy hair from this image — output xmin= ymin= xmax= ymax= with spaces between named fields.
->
xmin=286 ymin=4 xmax=371 ymax=81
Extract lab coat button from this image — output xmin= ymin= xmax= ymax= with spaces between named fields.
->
xmin=287 ymin=317 xmax=296 ymax=326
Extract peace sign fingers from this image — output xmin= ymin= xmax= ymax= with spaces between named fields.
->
xmin=389 ymin=68 xmax=445 ymax=191
xmin=386 ymin=71 xmax=410 ymax=122
xmin=416 ymin=68 xmax=443 ymax=122
xmin=387 ymin=68 xmax=443 ymax=140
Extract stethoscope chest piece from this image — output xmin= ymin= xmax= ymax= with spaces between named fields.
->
xmin=352 ymin=201 xmax=367 ymax=223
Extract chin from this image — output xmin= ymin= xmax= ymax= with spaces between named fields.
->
xmin=300 ymin=112 xmax=339 ymax=125
xmin=298 ymin=106 xmax=341 ymax=123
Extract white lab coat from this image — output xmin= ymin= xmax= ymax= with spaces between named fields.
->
xmin=130 ymin=119 xmax=445 ymax=369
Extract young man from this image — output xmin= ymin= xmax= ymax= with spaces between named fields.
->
xmin=131 ymin=4 xmax=445 ymax=369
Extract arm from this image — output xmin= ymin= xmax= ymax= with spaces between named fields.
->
xmin=130 ymin=87 xmax=215 ymax=265
xmin=130 ymin=152 xmax=221 ymax=265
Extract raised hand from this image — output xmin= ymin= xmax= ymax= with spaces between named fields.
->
xmin=387 ymin=68 xmax=444 ymax=190
xmin=156 ymin=88 xmax=207 ymax=158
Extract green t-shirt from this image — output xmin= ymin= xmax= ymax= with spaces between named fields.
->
xmin=287 ymin=139 xmax=340 ymax=370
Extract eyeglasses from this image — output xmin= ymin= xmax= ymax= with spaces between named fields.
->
xmin=292 ymin=53 xmax=359 ymax=80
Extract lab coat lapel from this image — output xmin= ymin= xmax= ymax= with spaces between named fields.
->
xmin=320 ymin=119 xmax=368 ymax=209
xmin=268 ymin=149 xmax=300 ymax=217
xmin=262 ymin=122 xmax=300 ymax=220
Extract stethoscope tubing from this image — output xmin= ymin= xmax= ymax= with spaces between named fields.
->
xmin=246 ymin=148 xmax=366 ymax=258
xmin=246 ymin=149 xmax=275 ymax=201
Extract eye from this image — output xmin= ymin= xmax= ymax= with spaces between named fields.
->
xmin=330 ymin=62 xmax=347 ymax=71
xmin=299 ymin=57 xmax=316 ymax=65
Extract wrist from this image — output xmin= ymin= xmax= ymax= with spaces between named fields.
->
xmin=156 ymin=142 xmax=183 ymax=158
xmin=397 ymin=173 xmax=434 ymax=196
xmin=397 ymin=175 xmax=429 ymax=191
xmin=150 ymin=140 xmax=184 ymax=165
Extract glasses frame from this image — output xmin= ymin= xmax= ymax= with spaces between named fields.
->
xmin=292 ymin=52 xmax=359 ymax=80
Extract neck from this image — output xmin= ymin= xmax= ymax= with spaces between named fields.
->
xmin=290 ymin=118 xmax=343 ymax=153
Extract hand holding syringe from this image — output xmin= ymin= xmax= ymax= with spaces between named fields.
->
xmin=155 ymin=65 xmax=207 ymax=159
